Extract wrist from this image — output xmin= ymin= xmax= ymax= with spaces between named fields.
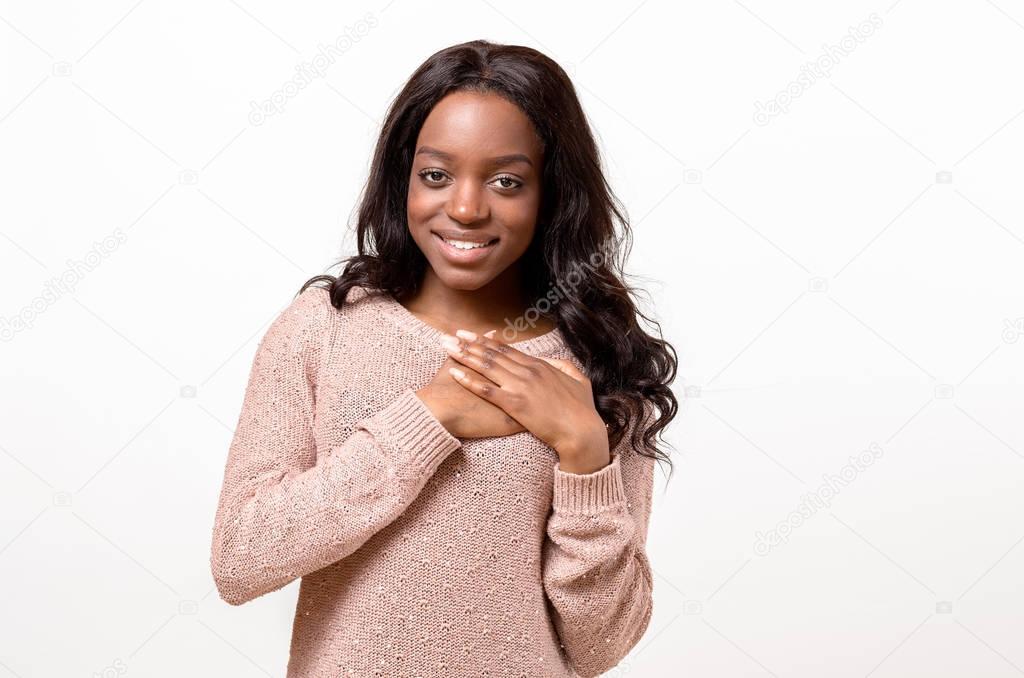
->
xmin=556 ymin=422 xmax=611 ymax=474
xmin=415 ymin=386 xmax=458 ymax=431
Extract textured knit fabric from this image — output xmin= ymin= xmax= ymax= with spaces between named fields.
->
xmin=209 ymin=284 xmax=657 ymax=678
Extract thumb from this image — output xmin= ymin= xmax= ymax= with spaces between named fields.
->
xmin=539 ymin=356 xmax=586 ymax=381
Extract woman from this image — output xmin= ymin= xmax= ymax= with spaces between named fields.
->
xmin=210 ymin=39 xmax=678 ymax=677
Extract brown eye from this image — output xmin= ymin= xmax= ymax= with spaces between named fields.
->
xmin=418 ymin=169 xmax=448 ymax=185
xmin=491 ymin=175 xmax=523 ymax=190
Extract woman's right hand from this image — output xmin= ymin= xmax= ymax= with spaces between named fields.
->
xmin=416 ymin=355 xmax=525 ymax=439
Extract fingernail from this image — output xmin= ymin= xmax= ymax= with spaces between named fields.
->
xmin=440 ymin=334 xmax=460 ymax=350
xmin=449 ymin=367 xmax=465 ymax=379
xmin=484 ymin=329 xmax=496 ymax=338
xmin=455 ymin=329 xmax=477 ymax=341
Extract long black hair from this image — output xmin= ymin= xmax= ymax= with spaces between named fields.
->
xmin=301 ymin=39 xmax=679 ymax=478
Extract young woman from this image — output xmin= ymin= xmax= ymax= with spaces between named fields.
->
xmin=210 ymin=39 xmax=678 ymax=677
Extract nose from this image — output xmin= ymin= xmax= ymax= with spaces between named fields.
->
xmin=445 ymin=181 xmax=488 ymax=224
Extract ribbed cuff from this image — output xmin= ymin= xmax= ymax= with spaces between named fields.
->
xmin=364 ymin=388 xmax=462 ymax=477
xmin=552 ymin=452 xmax=627 ymax=513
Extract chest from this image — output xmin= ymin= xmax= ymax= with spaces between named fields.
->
xmin=312 ymin=333 xmax=571 ymax=521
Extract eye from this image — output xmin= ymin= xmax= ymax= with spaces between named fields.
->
xmin=417 ymin=169 xmax=524 ymax=191
xmin=491 ymin=174 xmax=523 ymax=190
xmin=418 ymin=168 xmax=449 ymax=186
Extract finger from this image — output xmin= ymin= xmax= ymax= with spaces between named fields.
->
xmin=445 ymin=331 xmax=533 ymax=379
xmin=441 ymin=334 xmax=519 ymax=386
xmin=455 ymin=328 xmax=539 ymax=370
xmin=538 ymin=356 xmax=587 ymax=382
xmin=447 ymin=364 xmax=505 ymax=407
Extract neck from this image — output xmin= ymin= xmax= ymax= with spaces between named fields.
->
xmin=403 ymin=266 xmax=536 ymax=336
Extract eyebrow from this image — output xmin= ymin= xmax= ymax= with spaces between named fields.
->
xmin=415 ymin=146 xmax=534 ymax=168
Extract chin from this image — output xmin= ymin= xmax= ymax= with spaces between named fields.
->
xmin=431 ymin=267 xmax=496 ymax=291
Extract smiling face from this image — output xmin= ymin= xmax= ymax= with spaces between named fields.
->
xmin=407 ymin=89 xmax=544 ymax=292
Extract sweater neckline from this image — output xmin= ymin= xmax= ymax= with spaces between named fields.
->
xmin=376 ymin=289 xmax=567 ymax=356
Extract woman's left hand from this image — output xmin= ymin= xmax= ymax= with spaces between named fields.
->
xmin=441 ymin=328 xmax=611 ymax=474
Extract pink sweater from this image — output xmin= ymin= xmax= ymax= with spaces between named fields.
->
xmin=209 ymin=284 xmax=657 ymax=677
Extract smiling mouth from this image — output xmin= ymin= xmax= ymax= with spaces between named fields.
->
xmin=432 ymin=232 xmax=499 ymax=250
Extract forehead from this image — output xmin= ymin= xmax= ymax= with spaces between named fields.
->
xmin=416 ymin=90 xmax=542 ymax=161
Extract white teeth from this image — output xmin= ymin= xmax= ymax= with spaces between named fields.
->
xmin=443 ymin=238 xmax=492 ymax=250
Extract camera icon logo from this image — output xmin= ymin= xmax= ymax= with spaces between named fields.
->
xmin=683 ymin=169 xmax=703 ymax=185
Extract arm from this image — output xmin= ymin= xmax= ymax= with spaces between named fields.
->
xmin=209 ymin=288 xmax=461 ymax=606
xmin=542 ymin=404 xmax=658 ymax=677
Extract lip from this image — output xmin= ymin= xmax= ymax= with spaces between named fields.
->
xmin=431 ymin=229 xmax=499 ymax=244
xmin=431 ymin=232 xmax=499 ymax=264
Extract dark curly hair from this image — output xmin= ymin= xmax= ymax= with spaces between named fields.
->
xmin=300 ymin=39 xmax=678 ymax=478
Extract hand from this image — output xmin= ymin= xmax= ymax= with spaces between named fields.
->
xmin=441 ymin=329 xmax=611 ymax=473
xmin=416 ymin=355 xmax=526 ymax=439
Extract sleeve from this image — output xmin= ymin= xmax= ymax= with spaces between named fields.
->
xmin=541 ymin=404 xmax=657 ymax=677
xmin=209 ymin=287 xmax=462 ymax=606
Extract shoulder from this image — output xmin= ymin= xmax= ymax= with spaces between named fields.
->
xmin=257 ymin=285 xmax=338 ymax=360
xmin=279 ymin=284 xmax=334 ymax=331
xmin=264 ymin=283 xmax=389 ymax=351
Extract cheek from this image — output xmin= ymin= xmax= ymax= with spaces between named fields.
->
xmin=496 ymin=195 xmax=540 ymax=249
xmin=407 ymin=177 xmax=452 ymax=224
xmin=406 ymin=184 xmax=430 ymax=226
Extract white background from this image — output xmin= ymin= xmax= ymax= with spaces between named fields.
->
xmin=2 ymin=1 xmax=1023 ymax=676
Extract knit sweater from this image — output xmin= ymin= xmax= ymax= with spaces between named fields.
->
xmin=209 ymin=284 xmax=657 ymax=678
